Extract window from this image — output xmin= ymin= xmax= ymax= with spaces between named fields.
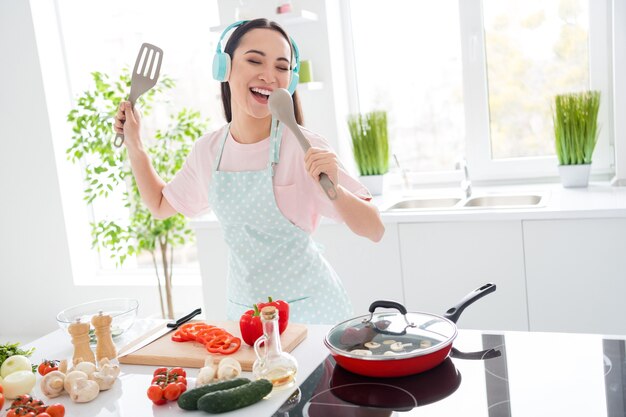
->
xmin=346 ymin=0 xmax=612 ymax=182
xmin=348 ymin=0 xmax=465 ymax=174
xmin=53 ymin=0 xmax=222 ymax=278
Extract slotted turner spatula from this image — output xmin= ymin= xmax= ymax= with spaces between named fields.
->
xmin=268 ymin=88 xmax=338 ymax=200
xmin=114 ymin=43 xmax=163 ymax=147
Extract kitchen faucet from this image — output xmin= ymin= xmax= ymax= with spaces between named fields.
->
xmin=456 ymin=158 xmax=472 ymax=199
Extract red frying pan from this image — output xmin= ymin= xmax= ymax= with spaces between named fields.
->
xmin=323 ymin=283 xmax=496 ymax=377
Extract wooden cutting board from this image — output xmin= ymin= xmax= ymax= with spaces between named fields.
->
xmin=118 ymin=321 xmax=307 ymax=371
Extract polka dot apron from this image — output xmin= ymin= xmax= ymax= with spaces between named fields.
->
xmin=207 ymin=121 xmax=354 ymax=325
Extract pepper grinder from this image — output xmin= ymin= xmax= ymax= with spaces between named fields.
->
xmin=68 ymin=318 xmax=96 ymax=364
xmin=92 ymin=311 xmax=117 ymax=361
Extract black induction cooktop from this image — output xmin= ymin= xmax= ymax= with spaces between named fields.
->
xmin=273 ymin=331 xmax=626 ymax=417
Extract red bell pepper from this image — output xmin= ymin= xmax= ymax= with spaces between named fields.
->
xmin=257 ymin=297 xmax=289 ymax=333
xmin=240 ymin=304 xmax=263 ymax=346
xmin=239 ymin=297 xmax=290 ymax=346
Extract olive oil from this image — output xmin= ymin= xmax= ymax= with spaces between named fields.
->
xmin=252 ymin=306 xmax=298 ymax=390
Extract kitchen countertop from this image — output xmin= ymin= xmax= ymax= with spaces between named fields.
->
xmin=15 ymin=321 xmax=626 ymax=416
xmin=17 ymin=320 xmax=330 ymax=417
xmin=191 ymin=182 xmax=626 ymax=229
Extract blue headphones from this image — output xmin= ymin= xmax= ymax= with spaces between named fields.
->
xmin=212 ymin=20 xmax=300 ymax=95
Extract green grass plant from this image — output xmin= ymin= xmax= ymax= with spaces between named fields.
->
xmin=553 ymin=90 xmax=600 ymax=165
xmin=348 ymin=111 xmax=389 ymax=176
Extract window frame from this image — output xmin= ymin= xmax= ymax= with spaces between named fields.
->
xmin=342 ymin=0 xmax=615 ymax=184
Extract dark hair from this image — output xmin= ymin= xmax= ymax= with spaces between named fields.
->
xmin=220 ymin=18 xmax=304 ymax=125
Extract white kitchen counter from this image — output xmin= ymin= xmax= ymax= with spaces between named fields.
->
xmin=190 ymin=182 xmax=626 ymax=230
xmin=18 ymin=320 xmax=331 ymax=417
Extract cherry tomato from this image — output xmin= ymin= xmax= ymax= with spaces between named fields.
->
xmin=163 ymin=383 xmax=182 ymax=401
xmin=153 ymin=367 xmax=167 ymax=376
xmin=176 ymin=381 xmax=187 ymax=393
xmin=147 ymin=384 xmax=164 ymax=404
xmin=170 ymin=367 xmax=186 ymax=378
xmin=37 ymin=360 xmax=59 ymax=376
xmin=6 ymin=410 xmax=17 ymax=417
xmin=36 ymin=413 xmax=51 ymax=417
xmin=0 ymin=386 xmax=4 ymax=409
xmin=175 ymin=376 xmax=187 ymax=386
xmin=45 ymin=403 xmax=65 ymax=417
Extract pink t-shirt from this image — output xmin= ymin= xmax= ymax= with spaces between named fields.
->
xmin=163 ymin=124 xmax=371 ymax=233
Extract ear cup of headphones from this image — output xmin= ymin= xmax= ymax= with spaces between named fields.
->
xmin=212 ymin=52 xmax=231 ymax=82
xmin=287 ymin=71 xmax=299 ymax=95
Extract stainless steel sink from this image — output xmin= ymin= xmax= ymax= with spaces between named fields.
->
xmin=463 ymin=194 xmax=543 ymax=208
xmin=386 ymin=197 xmax=462 ymax=210
xmin=385 ymin=193 xmax=546 ymax=212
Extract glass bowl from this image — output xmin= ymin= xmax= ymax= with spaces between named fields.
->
xmin=56 ymin=298 xmax=139 ymax=342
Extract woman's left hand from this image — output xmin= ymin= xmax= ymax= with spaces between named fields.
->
xmin=304 ymin=147 xmax=339 ymax=185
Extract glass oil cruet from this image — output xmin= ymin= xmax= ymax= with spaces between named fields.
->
xmin=253 ymin=306 xmax=298 ymax=389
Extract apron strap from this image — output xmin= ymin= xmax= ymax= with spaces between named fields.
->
xmin=213 ymin=124 xmax=231 ymax=172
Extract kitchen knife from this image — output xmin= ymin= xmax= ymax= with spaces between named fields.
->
xmin=117 ymin=308 xmax=202 ymax=358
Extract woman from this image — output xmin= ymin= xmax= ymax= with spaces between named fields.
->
xmin=114 ymin=18 xmax=385 ymax=324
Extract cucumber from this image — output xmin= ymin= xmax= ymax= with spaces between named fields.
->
xmin=177 ymin=378 xmax=250 ymax=410
xmin=197 ymin=379 xmax=273 ymax=414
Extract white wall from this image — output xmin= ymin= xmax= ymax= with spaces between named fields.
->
xmin=0 ymin=0 xmax=203 ymax=343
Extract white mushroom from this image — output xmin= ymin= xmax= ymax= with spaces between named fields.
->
xmin=40 ymin=371 xmax=66 ymax=398
xmin=383 ymin=351 xmax=399 ymax=356
xmin=64 ymin=370 xmax=89 ymax=393
xmin=58 ymin=360 xmax=68 ymax=374
xmin=73 ymin=361 xmax=97 ymax=377
xmin=91 ymin=359 xmax=120 ymax=391
xmin=196 ymin=358 xmax=217 ymax=387
xmin=350 ymin=349 xmax=373 ymax=356
xmin=68 ymin=377 xmax=100 ymax=403
xmin=217 ymin=357 xmax=242 ymax=380
xmin=382 ymin=340 xmax=397 ymax=345
xmin=390 ymin=342 xmax=413 ymax=352
xmin=419 ymin=340 xmax=432 ymax=348
xmin=364 ymin=342 xmax=381 ymax=349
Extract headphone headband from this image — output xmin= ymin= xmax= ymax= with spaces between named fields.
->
xmin=215 ymin=20 xmax=249 ymax=53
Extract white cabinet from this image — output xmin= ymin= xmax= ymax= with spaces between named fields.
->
xmin=311 ymin=223 xmax=403 ymax=315
xmin=523 ymin=218 xmax=626 ymax=334
xmin=398 ymin=221 xmax=529 ymax=331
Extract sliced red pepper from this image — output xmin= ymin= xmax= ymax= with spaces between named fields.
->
xmin=206 ymin=336 xmax=241 ymax=354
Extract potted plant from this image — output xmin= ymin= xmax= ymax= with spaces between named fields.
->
xmin=66 ymin=70 xmax=208 ymax=319
xmin=553 ymin=90 xmax=601 ymax=187
xmin=347 ymin=111 xmax=389 ymax=195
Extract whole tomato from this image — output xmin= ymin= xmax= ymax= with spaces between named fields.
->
xmin=0 ymin=384 xmax=4 ymax=409
xmin=37 ymin=360 xmax=59 ymax=376
xmin=163 ymin=383 xmax=182 ymax=401
xmin=169 ymin=367 xmax=186 ymax=378
xmin=45 ymin=403 xmax=65 ymax=417
xmin=147 ymin=384 xmax=164 ymax=405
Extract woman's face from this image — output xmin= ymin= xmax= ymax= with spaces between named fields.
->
xmin=228 ymin=28 xmax=293 ymax=120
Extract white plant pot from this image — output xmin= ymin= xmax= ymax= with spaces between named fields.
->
xmin=359 ymin=174 xmax=384 ymax=196
xmin=558 ymin=164 xmax=591 ymax=188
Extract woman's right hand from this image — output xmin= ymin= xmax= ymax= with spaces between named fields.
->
xmin=114 ymin=101 xmax=142 ymax=149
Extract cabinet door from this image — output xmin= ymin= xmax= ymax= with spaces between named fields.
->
xmin=399 ymin=221 xmax=528 ymax=331
xmin=523 ymin=218 xmax=626 ymax=334
xmin=312 ymin=223 xmax=403 ymax=315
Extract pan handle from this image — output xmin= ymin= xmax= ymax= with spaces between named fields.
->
xmin=450 ymin=347 xmax=501 ymax=360
xmin=443 ymin=282 xmax=496 ymax=323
